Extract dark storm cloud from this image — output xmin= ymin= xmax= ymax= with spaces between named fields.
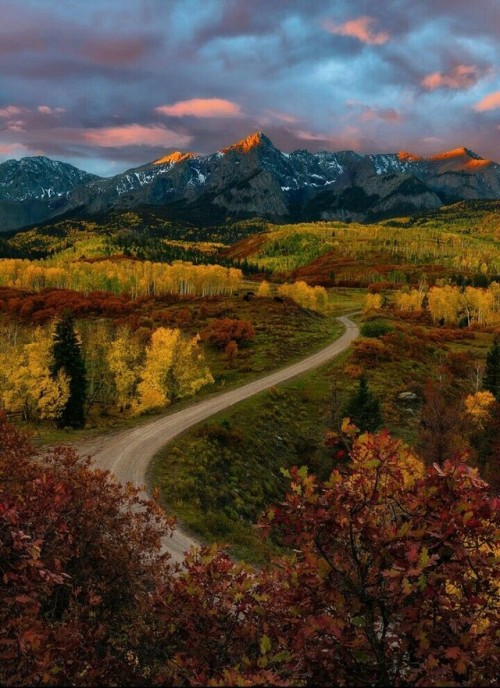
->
xmin=0 ymin=0 xmax=499 ymax=174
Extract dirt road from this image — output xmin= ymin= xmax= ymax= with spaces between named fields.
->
xmin=77 ymin=314 xmax=359 ymax=562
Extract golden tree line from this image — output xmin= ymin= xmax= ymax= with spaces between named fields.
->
xmin=366 ymin=283 xmax=500 ymax=325
xmin=0 ymin=321 xmax=213 ymax=422
xmin=254 ymin=223 xmax=499 ymax=275
xmin=0 ymin=259 xmax=243 ymax=298
xmin=257 ymin=279 xmax=329 ymax=311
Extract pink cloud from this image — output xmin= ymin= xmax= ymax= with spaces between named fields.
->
xmin=263 ymin=109 xmax=299 ymax=124
xmin=358 ymin=107 xmax=402 ymax=123
xmin=37 ymin=105 xmax=65 ymax=115
xmin=0 ymin=142 xmax=31 ymax=157
xmin=5 ymin=121 xmax=25 ymax=132
xmin=294 ymin=127 xmax=364 ymax=150
xmin=155 ymin=98 xmax=242 ymax=118
xmin=324 ymin=16 xmax=389 ymax=45
xmin=421 ymin=65 xmax=481 ymax=91
xmin=474 ymin=91 xmax=500 ymax=112
xmin=81 ymin=124 xmax=192 ymax=148
xmin=0 ymin=105 xmax=26 ymax=119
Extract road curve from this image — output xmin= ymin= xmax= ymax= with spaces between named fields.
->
xmin=77 ymin=314 xmax=359 ymax=562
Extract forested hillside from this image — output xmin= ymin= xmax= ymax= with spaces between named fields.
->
xmin=1 ymin=201 xmax=498 ymax=686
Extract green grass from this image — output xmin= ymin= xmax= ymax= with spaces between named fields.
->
xmin=151 ymin=311 xmax=495 ymax=563
xmin=24 ymin=289 xmax=358 ymax=445
xmin=150 ymin=355 xmax=346 ymax=564
xmin=226 ymin=204 xmax=500 ymax=284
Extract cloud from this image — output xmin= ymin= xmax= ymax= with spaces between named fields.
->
xmin=37 ymin=105 xmax=65 ymax=115
xmin=474 ymin=91 xmax=500 ymax=112
xmin=0 ymin=104 xmax=66 ymax=134
xmin=0 ymin=142 xmax=31 ymax=158
xmin=421 ymin=65 xmax=482 ymax=91
xmin=359 ymin=107 xmax=402 ymax=123
xmin=324 ymin=16 xmax=389 ymax=45
xmin=155 ymin=98 xmax=243 ymax=118
xmin=79 ymin=35 xmax=161 ymax=66
xmin=0 ymin=105 xmax=26 ymax=118
xmin=81 ymin=124 xmax=192 ymax=148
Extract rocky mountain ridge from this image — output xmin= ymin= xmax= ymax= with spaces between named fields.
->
xmin=0 ymin=157 xmax=99 ymax=231
xmin=1 ymin=133 xmax=499 ymax=231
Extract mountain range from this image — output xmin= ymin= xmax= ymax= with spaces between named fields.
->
xmin=1 ymin=131 xmax=499 ymax=232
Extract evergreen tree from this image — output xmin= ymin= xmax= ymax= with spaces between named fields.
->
xmin=343 ymin=375 xmax=382 ymax=432
xmin=51 ymin=311 xmax=87 ymax=428
xmin=483 ymin=339 xmax=500 ymax=401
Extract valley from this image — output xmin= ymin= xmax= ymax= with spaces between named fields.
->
xmin=1 ymin=142 xmax=498 ymax=687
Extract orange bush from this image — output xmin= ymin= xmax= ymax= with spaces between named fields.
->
xmin=201 ymin=318 xmax=256 ymax=348
xmin=352 ymin=337 xmax=390 ymax=364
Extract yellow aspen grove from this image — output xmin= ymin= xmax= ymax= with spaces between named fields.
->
xmin=425 ymin=285 xmax=499 ymax=326
xmin=0 ymin=259 xmax=243 ymax=298
xmin=134 ymin=327 xmax=213 ymax=414
xmin=106 ymin=327 xmax=142 ymax=412
xmin=134 ymin=328 xmax=179 ymax=413
xmin=364 ymin=293 xmax=382 ymax=312
xmin=464 ymin=390 xmax=495 ymax=429
xmin=427 ymin=285 xmax=462 ymax=324
xmin=461 ymin=287 xmax=495 ymax=326
xmin=277 ymin=280 xmax=328 ymax=312
xmin=169 ymin=333 xmax=214 ymax=399
xmin=0 ymin=329 xmax=69 ymax=421
xmin=394 ymin=290 xmax=423 ymax=312
xmin=257 ymin=280 xmax=272 ymax=297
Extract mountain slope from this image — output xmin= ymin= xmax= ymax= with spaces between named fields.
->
xmin=2 ymin=134 xmax=499 ymax=231
xmin=0 ymin=157 xmax=100 ymax=231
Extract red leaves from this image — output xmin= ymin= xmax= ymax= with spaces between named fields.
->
xmin=0 ymin=286 xmax=133 ymax=324
xmin=0 ymin=416 xmax=173 ymax=686
xmin=1 ymin=416 xmax=498 ymax=686
xmin=201 ymin=318 xmax=256 ymax=348
xmin=258 ymin=431 xmax=499 ymax=686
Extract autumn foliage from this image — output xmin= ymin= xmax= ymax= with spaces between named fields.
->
xmin=256 ymin=430 xmax=499 ymax=686
xmin=201 ymin=318 xmax=256 ymax=348
xmin=0 ymin=259 xmax=243 ymax=299
xmin=1 ymin=418 xmax=498 ymax=686
xmin=0 ymin=415 xmax=173 ymax=686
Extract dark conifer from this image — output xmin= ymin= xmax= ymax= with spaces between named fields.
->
xmin=51 ymin=311 xmax=87 ymax=428
xmin=483 ymin=339 xmax=500 ymax=401
xmin=343 ymin=375 xmax=382 ymax=433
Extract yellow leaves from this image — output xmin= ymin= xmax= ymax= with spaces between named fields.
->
xmin=348 ymin=430 xmax=424 ymax=489
xmin=464 ymin=390 xmax=495 ymax=428
xmin=425 ymin=285 xmax=500 ymax=326
xmin=134 ymin=327 xmax=213 ymax=415
xmin=0 ymin=328 xmax=69 ymax=420
xmin=259 ymin=634 xmax=272 ymax=655
xmin=419 ymin=547 xmax=430 ymax=570
xmin=107 ymin=327 xmax=141 ymax=410
xmin=256 ymin=280 xmax=272 ymax=298
xmin=394 ymin=290 xmax=424 ymax=313
xmin=341 ymin=417 xmax=358 ymax=438
xmin=0 ymin=259 xmax=243 ymax=298
xmin=134 ymin=328 xmax=180 ymax=413
xmin=277 ymin=281 xmax=328 ymax=312
xmin=364 ymin=293 xmax=382 ymax=312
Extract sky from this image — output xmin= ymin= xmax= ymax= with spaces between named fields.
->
xmin=0 ymin=0 xmax=499 ymax=177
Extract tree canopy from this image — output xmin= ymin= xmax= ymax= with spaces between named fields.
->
xmin=1 ymin=418 xmax=498 ymax=686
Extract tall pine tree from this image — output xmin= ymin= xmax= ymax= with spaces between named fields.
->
xmin=483 ymin=338 xmax=500 ymax=401
xmin=343 ymin=375 xmax=382 ymax=433
xmin=51 ymin=311 xmax=87 ymax=428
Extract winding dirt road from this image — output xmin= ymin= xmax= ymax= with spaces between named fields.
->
xmin=77 ymin=314 xmax=359 ymax=562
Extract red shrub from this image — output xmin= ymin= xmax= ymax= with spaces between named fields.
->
xmin=201 ymin=318 xmax=256 ymax=348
